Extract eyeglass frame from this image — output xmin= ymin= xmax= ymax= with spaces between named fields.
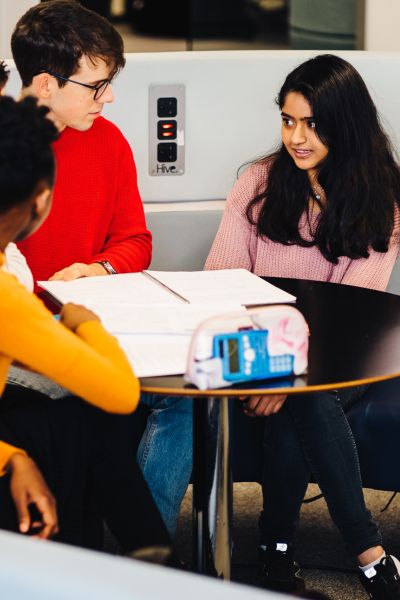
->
xmin=43 ymin=71 xmax=113 ymax=101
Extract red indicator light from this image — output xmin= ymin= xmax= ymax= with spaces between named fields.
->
xmin=157 ymin=120 xmax=177 ymax=140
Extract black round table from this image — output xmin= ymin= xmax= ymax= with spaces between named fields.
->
xmin=141 ymin=278 xmax=400 ymax=395
xmin=140 ymin=278 xmax=400 ymax=579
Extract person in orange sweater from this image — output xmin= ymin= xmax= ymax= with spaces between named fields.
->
xmin=6 ymin=0 xmax=186 ymax=538
xmin=0 ymin=94 xmax=171 ymax=560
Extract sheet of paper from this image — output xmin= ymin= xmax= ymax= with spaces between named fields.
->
xmin=38 ymin=273 xmax=181 ymax=307
xmin=117 ymin=334 xmax=191 ymax=377
xmin=146 ymin=269 xmax=296 ymax=305
xmin=37 ymin=269 xmax=295 ymax=377
xmin=91 ymin=303 xmax=246 ymax=334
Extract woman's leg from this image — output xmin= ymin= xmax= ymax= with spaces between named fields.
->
xmin=272 ymin=387 xmax=400 ymax=599
xmin=259 ymin=401 xmax=311 ymax=546
xmin=260 ymin=388 xmax=381 ymax=553
xmin=259 ymin=387 xmax=384 ymax=593
xmin=281 ymin=388 xmax=381 ymax=555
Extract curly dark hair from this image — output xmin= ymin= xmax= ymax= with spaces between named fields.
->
xmin=12 ymin=0 xmax=125 ymax=87
xmin=0 ymin=61 xmax=9 ymax=92
xmin=0 ymin=95 xmax=58 ymax=213
xmin=246 ymin=54 xmax=400 ymax=263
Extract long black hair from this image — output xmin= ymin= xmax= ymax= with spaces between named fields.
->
xmin=246 ymin=54 xmax=400 ymax=263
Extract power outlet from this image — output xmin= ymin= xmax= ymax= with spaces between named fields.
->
xmin=149 ymin=84 xmax=185 ymax=176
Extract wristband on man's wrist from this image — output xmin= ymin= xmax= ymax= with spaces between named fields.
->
xmin=96 ymin=260 xmax=117 ymax=275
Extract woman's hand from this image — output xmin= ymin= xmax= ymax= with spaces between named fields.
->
xmin=60 ymin=302 xmax=100 ymax=332
xmin=239 ymin=394 xmax=287 ymax=417
xmin=7 ymin=453 xmax=58 ymax=539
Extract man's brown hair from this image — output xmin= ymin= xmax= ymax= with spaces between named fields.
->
xmin=12 ymin=0 xmax=125 ymax=87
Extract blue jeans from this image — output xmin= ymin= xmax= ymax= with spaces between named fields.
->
xmin=259 ymin=386 xmax=382 ymax=556
xmin=138 ymin=393 xmax=193 ymax=536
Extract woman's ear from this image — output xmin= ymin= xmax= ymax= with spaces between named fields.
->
xmin=34 ymin=186 xmax=52 ymax=218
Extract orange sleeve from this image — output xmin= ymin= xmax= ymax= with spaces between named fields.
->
xmin=0 ymin=271 xmax=139 ymax=414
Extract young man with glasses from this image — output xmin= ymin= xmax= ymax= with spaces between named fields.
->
xmin=11 ymin=0 xmax=151 ymax=284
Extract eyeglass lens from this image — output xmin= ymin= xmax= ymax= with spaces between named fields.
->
xmin=94 ymin=80 xmax=110 ymax=100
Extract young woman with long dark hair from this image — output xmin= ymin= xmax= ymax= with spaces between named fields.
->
xmin=206 ymin=54 xmax=400 ymax=600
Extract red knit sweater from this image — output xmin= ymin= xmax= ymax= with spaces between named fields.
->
xmin=18 ymin=117 xmax=152 ymax=283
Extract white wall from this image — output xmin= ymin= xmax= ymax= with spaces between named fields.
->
xmin=0 ymin=0 xmax=38 ymax=58
xmin=363 ymin=0 xmax=400 ymax=50
xmin=92 ymin=51 xmax=400 ymax=203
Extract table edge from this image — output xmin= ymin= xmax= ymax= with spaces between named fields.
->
xmin=140 ymin=371 xmax=400 ymax=396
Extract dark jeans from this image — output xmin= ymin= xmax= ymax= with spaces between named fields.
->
xmin=0 ymin=384 xmax=170 ymax=553
xmin=259 ymin=386 xmax=382 ymax=556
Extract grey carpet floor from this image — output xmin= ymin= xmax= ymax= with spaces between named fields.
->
xmin=175 ymin=484 xmax=400 ymax=600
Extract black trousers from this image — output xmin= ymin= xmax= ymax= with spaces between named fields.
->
xmin=259 ymin=387 xmax=382 ymax=556
xmin=0 ymin=384 xmax=170 ymax=553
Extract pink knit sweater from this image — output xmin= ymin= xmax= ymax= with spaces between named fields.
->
xmin=205 ymin=163 xmax=400 ymax=291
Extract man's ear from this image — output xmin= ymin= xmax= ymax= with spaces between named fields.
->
xmin=31 ymin=73 xmax=53 ymax=101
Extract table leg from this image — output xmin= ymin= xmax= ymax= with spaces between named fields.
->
xmin=192 ymin=395 xmax=233 ymax=579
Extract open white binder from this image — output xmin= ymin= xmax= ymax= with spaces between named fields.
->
xmin=38 ymin=270 xmax=296 ymax=377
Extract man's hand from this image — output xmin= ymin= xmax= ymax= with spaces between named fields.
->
xmin=239 ymin=394 xmax=287 ymax=417
xmin=60 ymin=302 xmax=100 ymax=332
xmin=7 ymin=453 xmax=58 ymax=539
xmin=49 ymin=262 xmax=107 ymax=281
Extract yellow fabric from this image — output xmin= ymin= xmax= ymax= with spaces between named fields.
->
xmin=0 ymin=252 xmax=140 ymax=474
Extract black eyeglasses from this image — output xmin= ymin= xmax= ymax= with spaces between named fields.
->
xmin=45 ymin=71 xmax=112 ymax=100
